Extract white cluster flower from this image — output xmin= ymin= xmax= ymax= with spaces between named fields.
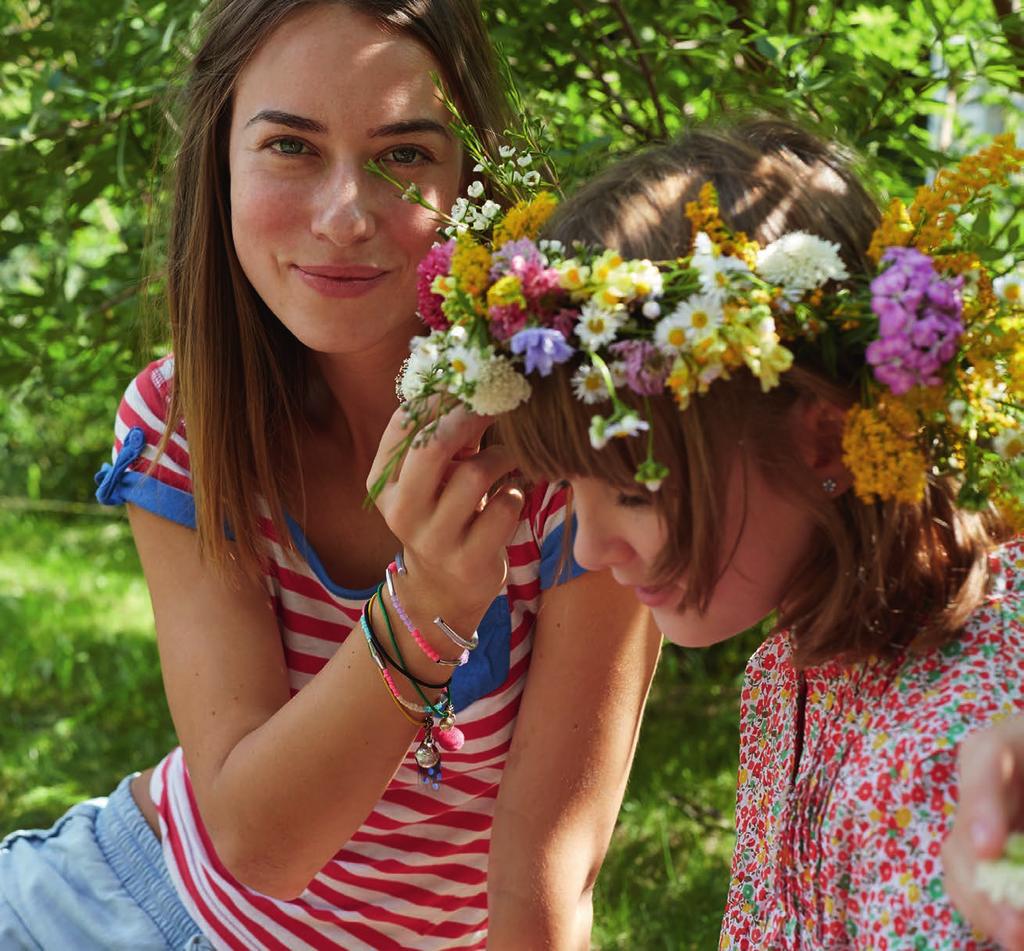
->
xmin=994 ymin=268 xmax=1024 ymax=304
xmin=756 ymin=231 xmax=849 ymax=298
xmin=571 ymin=364 xmax=610 ymax=405
xmin=399 ymin=333 xmax=443 ymax=402
xmin=994 ymin=421 xmax=1024 ymax=459
xmin=443 ymin=193 xmax=503 ymax=237
xmin=466 ymin=180 xmax=485 ymax=198
xmin=467 ymin=356 xmax=532 ymax=415
xmin=691 ymin=232 xmax=751 ymax=300
xmin=575 ymin=300 xmax=625 ymax=349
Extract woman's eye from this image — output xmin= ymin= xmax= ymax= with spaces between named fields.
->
xmin=383 ymin=145 xmax=430 ymax=166
xmin=268 ymin=137 xmax=309 ymax=156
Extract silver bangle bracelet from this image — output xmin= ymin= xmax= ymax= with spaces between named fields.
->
xmin=433 ymin=615 xmax=479 ymax=652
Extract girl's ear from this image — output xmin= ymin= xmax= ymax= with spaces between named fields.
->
xmin=791 ymin=396 xmax=853 ymax=497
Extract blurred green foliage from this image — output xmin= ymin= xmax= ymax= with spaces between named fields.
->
xmin=1 ymin=0 xmax=1022 ymax=503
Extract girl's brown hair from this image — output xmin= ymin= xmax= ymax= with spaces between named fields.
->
xmin=499 ymin=119 xmax=1008 ymax=667
xmin=161 ymin=0 xmax=507 ymax=574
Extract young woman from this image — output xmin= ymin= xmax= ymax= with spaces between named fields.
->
xmin=401 ymin=118 xmax=1024 ymax=947
xmin=0 ymin=2 xmax=659 ymax=948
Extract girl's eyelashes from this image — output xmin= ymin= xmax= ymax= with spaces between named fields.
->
xmin=616 ymin=491 xmax=652 ymax=509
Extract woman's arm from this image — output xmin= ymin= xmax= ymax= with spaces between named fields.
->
xmin=486 ymin=569 xmax=661 ymax=949
xmin=131 ymin=408 xmax=523 ymax=900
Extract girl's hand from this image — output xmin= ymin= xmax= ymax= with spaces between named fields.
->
xmin=943 ymin=717 xmax=1024 ymax=949
xmin=367 ymin=405 xmax=525 ymax=638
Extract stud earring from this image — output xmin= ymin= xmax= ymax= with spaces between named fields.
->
xmin=822 ymin=477 xmax=838 ymax=495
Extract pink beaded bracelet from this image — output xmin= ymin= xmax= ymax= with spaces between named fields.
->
xmin=385 ymin=562 xmax=466 ymax=667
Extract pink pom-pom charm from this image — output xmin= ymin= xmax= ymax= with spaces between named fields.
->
xmin=435 ymin=725 xmax=465 ymax=752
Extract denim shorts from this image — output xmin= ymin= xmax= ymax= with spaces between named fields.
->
xmin=0 ymin=774 xmax=211 ymax=950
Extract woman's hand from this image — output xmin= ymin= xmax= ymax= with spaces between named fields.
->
xmin=368 ymin=404 xmax=525 ymax=640
xmin=943 ymin=716 xmax=1024 ymax=949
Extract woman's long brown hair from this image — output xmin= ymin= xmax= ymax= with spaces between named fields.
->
xmin=158 ymin=0 xmax=507 ymax=576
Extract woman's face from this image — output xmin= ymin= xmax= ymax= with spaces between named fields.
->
xmin=567 ymin=459 xmax=815 ymax=647
xmin=227 ymin=3 xmax=463 ymax=359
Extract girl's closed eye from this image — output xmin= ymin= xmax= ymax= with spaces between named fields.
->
xmin=616 ymin=491 xmax=652 ymax=509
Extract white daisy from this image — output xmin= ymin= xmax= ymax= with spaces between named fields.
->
xmin=575 ymin=300 xmax=625 ymax=349
xmin=993 ymin=269 xmax=1024 ymax=304
xmin=605 ymin=412 xmax=650 ymax=440
xmin=448 ymin=344 xmax=485 ymax=383
xmin=571 ymin=364 xmax=610 ymax=405
xmin=655 ymin=295 xmax=723 ymax=354
xmin=756 ymin=231 xmax=849 ymax=297
xmin=691 ymin=232 xmax=751 ymax=300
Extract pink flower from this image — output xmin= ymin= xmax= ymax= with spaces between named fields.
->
xmin=416 ymin=239 xmax=455 ymax=331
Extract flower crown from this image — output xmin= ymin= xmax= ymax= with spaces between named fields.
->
xmin=374 ymin=130 xmax=1024 ymax=528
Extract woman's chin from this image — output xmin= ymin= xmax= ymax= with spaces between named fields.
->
xmin=652 ymin=605 xmax=763 ymax=648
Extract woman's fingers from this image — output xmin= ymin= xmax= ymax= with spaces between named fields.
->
xmin=943 ymin=719 xmax=1024 ymax=948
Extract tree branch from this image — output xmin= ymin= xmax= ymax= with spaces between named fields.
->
xmin=605 ymin=0 xmax=670 ymax=139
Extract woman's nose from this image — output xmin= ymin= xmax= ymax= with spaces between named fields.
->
xmin=311 ymin=164 xmax=377 ymax=246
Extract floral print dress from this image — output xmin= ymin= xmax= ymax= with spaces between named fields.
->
xmin=720 ymin=539 xmax=1024 ymax=950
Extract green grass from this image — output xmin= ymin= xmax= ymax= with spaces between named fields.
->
xmin=0 ymin=509 xmax=756 ymax=948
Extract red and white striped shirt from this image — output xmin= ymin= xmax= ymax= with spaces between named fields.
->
xmin=96 ymin=356 xmax=580 ymax=950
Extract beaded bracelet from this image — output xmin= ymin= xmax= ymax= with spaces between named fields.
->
xmin=360 ymin=602 xmax=446 ymax=789
xmin=364 ymin=587 xmax=450 ymax=690
xmin=385 ymin=562 xmax=467 ymax=667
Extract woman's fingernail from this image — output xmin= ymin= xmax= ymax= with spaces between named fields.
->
xmin=970 ymin=817 xmax=996 ymax=850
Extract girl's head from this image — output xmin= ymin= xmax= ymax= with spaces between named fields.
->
xmin=498 ymin=120 xmax=1003 ymax=664
xmin=163 ymin=0 xmax=506 ymax=572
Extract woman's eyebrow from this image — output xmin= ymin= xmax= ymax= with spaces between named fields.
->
xmin=245 ymin=110 xmax=327 ymax=133
xmin=368 ymin=119 xmax=451 ymax=139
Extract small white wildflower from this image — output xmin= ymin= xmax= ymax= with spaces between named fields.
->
xmin=642 ymin=300 xmax=662 ymax=319
xmin=605 ymin=413 xmax=650 ymax=440
xmin=499 ymin=145 xmax=516 ymax=159
xmin=539 ymin=239 xmax=564 ymax=256
xmin=589 ymin=415 xmax=610 ymax=450
xmin=481 ymin=200 xmax=502 ymax=220
xmin=642 ymin=477 xmax=664 ymax=492
xmin=571 ymin=364 xmax=610 ymax=405
xmin=517 ymin=154 xmax=533 ymax=167
xmin=947 ymin=399 xmax=968 ymax=426
xmin=993 ymin=269 xmax=1024 ymax=304
xmin=467 ymin=357 xmax=532 ymax=415
xmin=401 ymin=183 xmax=421 ymax=202
xmin=756 ymin=231 xmax=849 ymax=298
xmin=692 ymin=232 xmax=751 ymax=300
xmin=399 ymin=334 xmax=442 ymax=401
xmin=448 ymin=344 xmax=484 ymax=382
xmin=522 ymin=170 xmax=541 ymax=187
xmin=655 ymin=295 xmax=724 ymax=353
xmin=466 ymin=180 xmax=485 ymax=198
xmin=449 ymin=197 xmax=470 ymax=223
xmin=472 ymin=163 xmax=485 ymax=173
xmin=448 ymin=324 xmax=468 ymax=343
xmin=575 ymin=300 xmax=625 ymax=349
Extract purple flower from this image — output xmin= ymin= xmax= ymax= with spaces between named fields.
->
xmin=510 ymin=327 xmax=575 ymax=376
xmin=416 ymin=239 xmax=455 ymax=331
xmin=491 ymin=238 xmax=561 ymax=304
xmin=867 ymin=247 xmax=963 ymax=395
xmin=608 ymin=340 xmax=668 ymax=395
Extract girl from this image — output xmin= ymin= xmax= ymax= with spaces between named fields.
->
xmin=0 ymin=2 xmax=658 ymax=949
xmin=399 ymin=118 xmax=1024 ymax=947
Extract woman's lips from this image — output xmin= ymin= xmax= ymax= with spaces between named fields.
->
xmin=293 ymin=264 xmax=389 ymax=298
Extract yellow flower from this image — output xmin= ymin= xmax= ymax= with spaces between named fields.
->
xmin=486 ymin=274 xmax=524 ymax=309
xmin=684 ymin=181 xmax=759 ymax=265
xmin=492 ymin=191 xmax=558 ymax=248
xmin=451 ymin=234 xmax=492 ymax=298
xmin=842 ymin=400 xmax=928 ymax=504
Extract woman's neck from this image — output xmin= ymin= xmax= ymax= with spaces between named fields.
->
xmin=310 ymin=343 xmax=406 ymax=466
